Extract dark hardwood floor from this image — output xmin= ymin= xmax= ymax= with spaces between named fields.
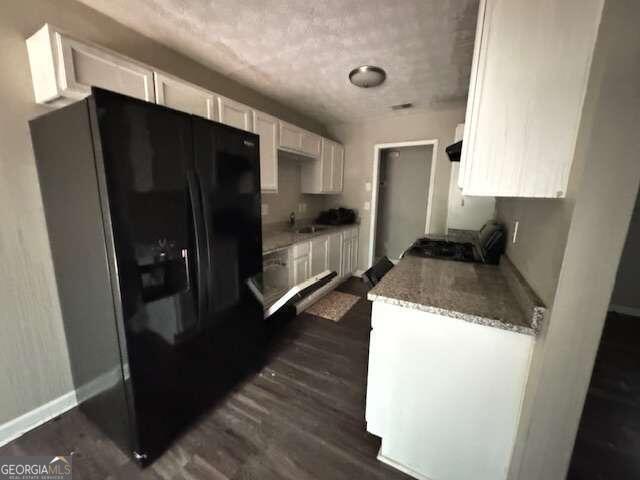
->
xmin=568 ymin=311 xmax=640 ymax=479
xmin=0 ymin=278 xmax=411 ymax=480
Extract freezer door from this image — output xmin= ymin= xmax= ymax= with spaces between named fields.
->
xmin=193 ymin=118 xmax=264 ymax=353
xmin=91 ymin=89 xmax=212 ymax=461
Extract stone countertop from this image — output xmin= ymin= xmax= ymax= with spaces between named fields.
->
xmin=367 ymin=255 xmax=546 ymax=336
xmin=262 ymin=223 xmax=358 ymax=254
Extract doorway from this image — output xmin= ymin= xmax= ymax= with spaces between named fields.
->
xmin=369 ymin=140 xmax=437 ymax=264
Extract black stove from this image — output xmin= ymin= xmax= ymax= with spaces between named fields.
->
xmin=403 ymin=222 xmax=506 ymax=265
xmin=405 ymin=239 xmax=478 ymax=263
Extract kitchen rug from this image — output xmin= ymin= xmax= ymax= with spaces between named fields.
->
xmin=305 ymin=291 xmax=360 ymax=322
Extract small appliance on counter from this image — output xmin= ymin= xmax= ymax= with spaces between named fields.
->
xmin=315 ymin=207 xmax=356 ymax=226
xmin=404 ymin=221 xmax=506 ymax=265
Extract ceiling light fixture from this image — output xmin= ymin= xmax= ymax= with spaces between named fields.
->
xmin=349 ymin=65 xmax=386 ymax=88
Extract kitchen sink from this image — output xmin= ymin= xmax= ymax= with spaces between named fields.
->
xmin=296 ymin=226 xmax=327 ymax=234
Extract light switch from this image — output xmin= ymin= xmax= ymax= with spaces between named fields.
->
xmin=365 ymin=182 xmax=372 ymax=192
xmin=364 ymin=201 xmax=370 ymax=211
xmin=261 ymin=203 xmax=269 ymax=216
xmin=298 ymin=203 xmax=304 ymax=213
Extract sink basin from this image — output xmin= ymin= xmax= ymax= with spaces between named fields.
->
xmin=296 ymin=226 xmax=327 ymax=234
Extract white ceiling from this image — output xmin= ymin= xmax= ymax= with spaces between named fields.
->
xmin=78 ymin=0 xmax=479 ymax=125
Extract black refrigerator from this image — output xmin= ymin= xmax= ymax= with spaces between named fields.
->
xmin=30 ymin=88 xmax=264 ymax=464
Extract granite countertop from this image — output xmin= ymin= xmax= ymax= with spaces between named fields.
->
xmin=262 ymin=223 xmax=358 ymax=254
xmin=367 ymin=255 xmax=546 ymax=336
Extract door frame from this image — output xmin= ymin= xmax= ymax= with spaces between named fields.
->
xmin=368 ymin=139 xmax=439 ymax=267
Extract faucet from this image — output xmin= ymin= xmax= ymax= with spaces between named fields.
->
xmin=289 ymin=211 xmax=296 ymax=229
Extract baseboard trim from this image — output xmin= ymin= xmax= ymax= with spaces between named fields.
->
xmin=377 ymin=448 xmax=434 ymax=480
xmin=0 ymin=391 xmax=77 ymax=448
xmin=609 ymin=304 xmax=640 ymax=317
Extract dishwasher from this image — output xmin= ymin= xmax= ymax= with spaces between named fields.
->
xmin=261 ymin=249 xmax=291 ymax=309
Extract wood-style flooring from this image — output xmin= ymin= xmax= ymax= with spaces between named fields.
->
xmin=0 ymin=278 xmax=411 ymax=480
xmin=568 ymin=311 xmax=640 ymax=479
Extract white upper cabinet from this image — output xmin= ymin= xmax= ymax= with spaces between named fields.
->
xmin=154 ymin=72 xmax=215 ymax=119
xmin=252 ymin=110 xmax=279 ymax=192
xmin=301 ymin=131 xmax=322 ymax=158
xmin=278 ymin=121 xmax=321 ymax=159
xmin=279 ymin=121 xmax=303 ymax=152
xmin=460 ymin=0 xmax=604 ymax=197
xmin=301 ymin=138 xmax=344 ymax=194
xmin=331 ymin=143 xmax=344 ymax=193
xmin=26 ymin=24 xmax=154 ymax=106
xmin=217 ymin=96 xmax=253 ymax=132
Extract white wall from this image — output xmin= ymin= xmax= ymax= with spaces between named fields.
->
xmin=0 ymin=0 xmax=324 ymax=428
xmin=325 ymin=107 xmax=467 ymax=271
xmin=508 ymin=1 xmax=640 ymax=478
xmin=261 ymin=155 xmax=328 ymax=226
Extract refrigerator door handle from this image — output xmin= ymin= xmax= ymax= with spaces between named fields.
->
xmin=187 ymin=170 xmax=207 ymax=327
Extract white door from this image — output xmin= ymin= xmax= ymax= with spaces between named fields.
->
xmin=332 ymin=144 xmax=344 ymax=193
xmin=375 ymin=146 xmax=433 ymax=260
xmin=293 ymin=256 xmax=310 ymax=285
xmin=217 ymin=96 xmax=253 ymax=131
xmin=328 ymin=232 xmax=342 ymax=276
xmin=253 ymin=110 xmax=279 ymax=192
xmin=310 ymin=236 xmax=328 ymax=276
xmin=154 ymin=73 xmax=214 ymax=119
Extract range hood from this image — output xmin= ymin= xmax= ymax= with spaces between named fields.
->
xmin=446 ymin=140 xmax=462 ymax=162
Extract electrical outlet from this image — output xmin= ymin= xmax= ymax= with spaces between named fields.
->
xmin=302 ymin=203 xmax=307 ymax=213
xmin=512 ymin=221 xmax=519 ymax=243
xmin=364 ymin=201 xmax=370 ymax=211
xmin=298 ymin=203 xmax=304 ymax=213
xmin=261 ymin=203 xmax=269 ymax=216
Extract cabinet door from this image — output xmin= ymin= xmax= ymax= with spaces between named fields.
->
xmin=332 ymin=143 xmax=344 ymax=193
xmin=350 ymin=237 xmax=358 ymax=275
xmin=293 ymin=256 xmax=310 ymax=285
xmin=460 ymin=0 xmax=603 ymax=197
xmin=27 ymin=25 xmax=155 ymax=105
xmin=253 ymin=110 xmax=278 ymax=192
xmin=301 ymin=130 xmax=322 ymax=158
xmin=321 ymin=139 xmax=333 ymax=192
xmin=279 ymin=121 xmax=303 ymax=152
xmin=328 ymin=232 xmax=342 ymax=276
xmin=341 ymin=237 xmax=352 ymax=278
xmin=310 ymin=236 xmax=328 ymax=276
xmin=217 ymin=96 xmax=253 ymax=131
xmin=154 ymin=73 xmax=214 ymax=119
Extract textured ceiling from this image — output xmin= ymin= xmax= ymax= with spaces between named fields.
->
xmin=78 ymin=0 xmax=479 ymax=125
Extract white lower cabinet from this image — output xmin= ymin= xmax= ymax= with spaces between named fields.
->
xmin=293 ymin=256 xmax=310 ymax=285
xmin=367 ymin=301 xmax=534 ymax=480
xmin=327 ymin=232 xmax=342 ymax=277
xmin=310 ymin=236 xmax=328 ymax=277
xmin=341 ymin=227 xmax=358 ymax=277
